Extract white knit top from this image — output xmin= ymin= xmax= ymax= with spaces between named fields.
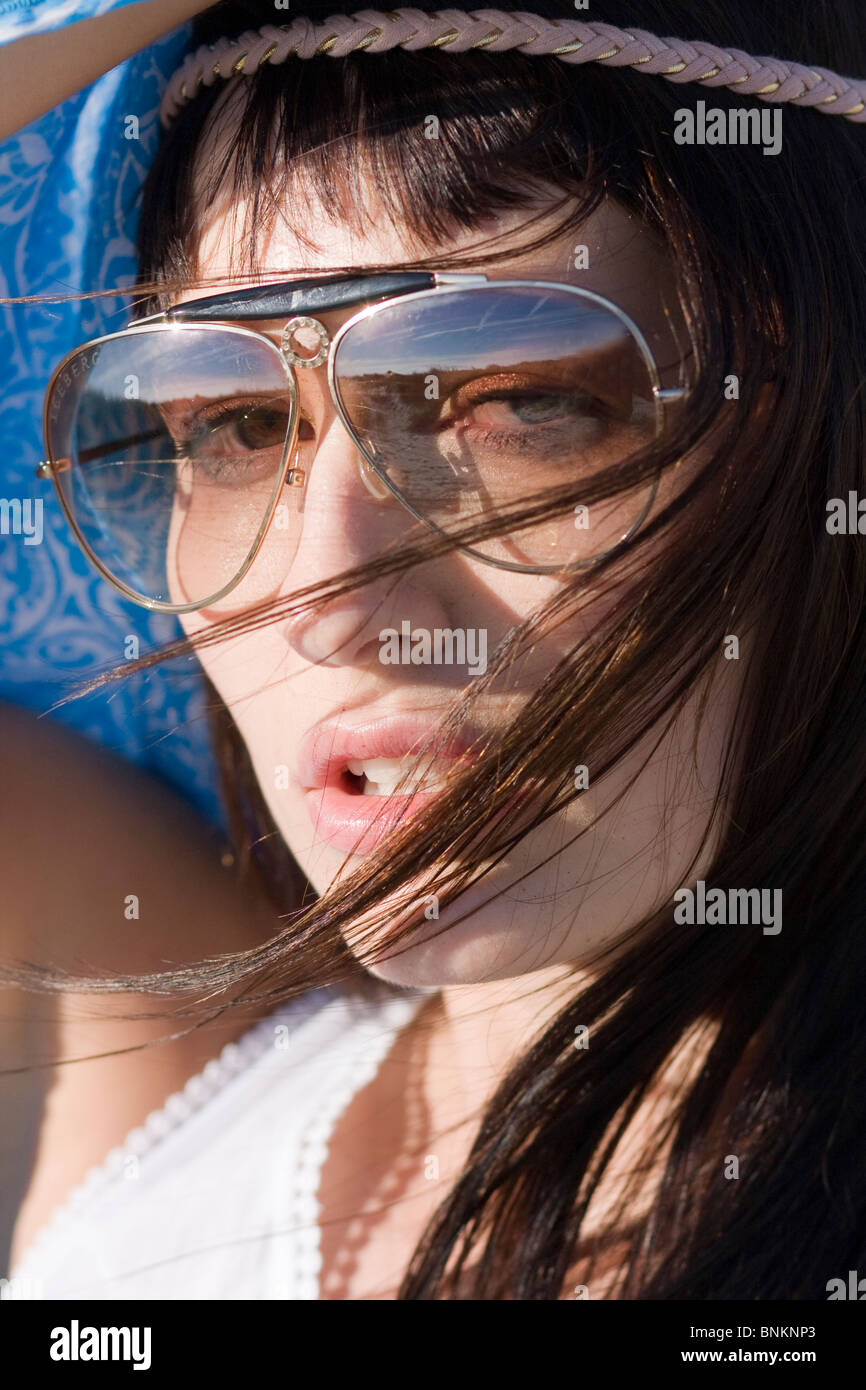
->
xmin=8 ymin=982 xmax=430 ymax=1300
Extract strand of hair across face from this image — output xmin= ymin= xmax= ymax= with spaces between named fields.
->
xmin=159 ymin=8 xmax=866 ymax=126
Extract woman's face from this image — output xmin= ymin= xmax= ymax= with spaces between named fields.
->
xmin=176 ymin=167 xmax=742 ymax=987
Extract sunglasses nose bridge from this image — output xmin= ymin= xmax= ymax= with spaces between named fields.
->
xmin=276 ymin=315 xmax=395 ymax=506
xmin=291 ymin=418 xmax=393 ymax=503
xmin=280 ymin=314 xmax=331 ymax=369
xmin=356 ymin=449 xmax=391 ymax=500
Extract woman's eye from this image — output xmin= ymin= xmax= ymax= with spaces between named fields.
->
xmin=179 ymin=399 xmax=291 ymax=455
xmin=220 ymin=404 xmax=289 ymax=451
xmin=463 ymin=391 xmax=585 ymax=430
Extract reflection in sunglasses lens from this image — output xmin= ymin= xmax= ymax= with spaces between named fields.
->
xmin=334 ymin=285 xmax=659 ymax=567
xmin=47 ymin=327 xmax=296 ymax=609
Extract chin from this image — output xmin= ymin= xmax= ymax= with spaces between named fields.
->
xmin=351 ymin=906 xmax=563 ymax=988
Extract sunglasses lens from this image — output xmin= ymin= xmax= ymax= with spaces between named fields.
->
xmin=46 ymin=327 xmax=297 ymax=610
xmin=333 ymin=285 xmax=659 ymax=568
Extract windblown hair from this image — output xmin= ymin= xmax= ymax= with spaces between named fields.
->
xmin=68 ymin=0 xmax=866 ymax=1297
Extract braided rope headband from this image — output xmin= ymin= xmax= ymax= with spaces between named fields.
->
xmin=160 ymin=7 xmax=866 ymax=128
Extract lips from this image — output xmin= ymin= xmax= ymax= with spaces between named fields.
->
xmin=298 ymin=714 xmax=478 ymax=854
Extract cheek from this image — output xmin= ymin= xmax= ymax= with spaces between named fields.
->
xmin=191 ymin=631 xmax=322 ymax=850
xmin=167 ymin=485 xmax=299 ymax=611
xmin=183 ymin=620 xmax=292 ymax=707
xmin=355 ymin=663 xmax=742 ymax=986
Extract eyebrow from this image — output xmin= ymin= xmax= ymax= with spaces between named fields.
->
xmin=141 ymin=271 xmax=441 ymax=325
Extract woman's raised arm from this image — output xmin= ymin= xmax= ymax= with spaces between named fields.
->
xmin=0 ymin=0 xmax=212 ymax=144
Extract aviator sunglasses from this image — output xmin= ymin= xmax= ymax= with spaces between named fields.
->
xmin=37 ymin=271 xmax=687 ymax=614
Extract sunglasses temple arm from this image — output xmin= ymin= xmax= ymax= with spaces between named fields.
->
xmin=38 ymin=426 xmax=168 ymax=477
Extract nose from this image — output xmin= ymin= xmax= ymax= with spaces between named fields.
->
xmin=281 ymin=406 xmax=450 ymax=667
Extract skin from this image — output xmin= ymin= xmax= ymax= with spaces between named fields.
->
xmin=7 ymin=118 xmax=746 ymax=1298
xmin=0 ymin=0 xmax=212 ymax=144
xmin=1 ymin=704 xmax=277 ymax=1275
xmin=160 ymin=158 xmax=747 ymax=1293
xmin=179 ymin=173 xmax=738 ymax=988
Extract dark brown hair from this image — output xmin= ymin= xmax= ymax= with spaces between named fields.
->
xmin=45 ymin=0 xmax=866 ymax=1297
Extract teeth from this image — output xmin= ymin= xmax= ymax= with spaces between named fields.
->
xmin=346 ymin=756 xmax=448 ymax=796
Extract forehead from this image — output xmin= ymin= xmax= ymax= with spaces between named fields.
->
xmin=176 ymin=71 xmax=686 ymax=365
xmin=179 ymin=178 xmax=686 ymax=372
xmin=193 ymin=184 xmax=670 ymax=290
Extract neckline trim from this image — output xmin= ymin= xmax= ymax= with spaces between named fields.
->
xmin=288 ymin=986 xmax=432 ymax=1299
xmin=10 ymin=988 xmax=329 ymax=1278
xmin=10 ymin=983 xmax=432 ymax=1289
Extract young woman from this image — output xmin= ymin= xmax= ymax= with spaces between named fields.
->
xmin=5 ymin=0 xmax=866 ymax=1300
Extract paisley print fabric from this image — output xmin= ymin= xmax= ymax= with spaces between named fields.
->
xmin=0 ymin=1 xmax=221 ymax=820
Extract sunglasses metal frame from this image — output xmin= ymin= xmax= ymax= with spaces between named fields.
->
xmin=38 ymin=321 xmax=301 ymax=615
xmin=37 ymin=270 xmax=687 ymax=614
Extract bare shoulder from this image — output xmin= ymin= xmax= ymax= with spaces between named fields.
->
xmin=0 ymin=699 xmax=279 ymax=1273
xmin=0 ymin=700 xmax=274 ymax=968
